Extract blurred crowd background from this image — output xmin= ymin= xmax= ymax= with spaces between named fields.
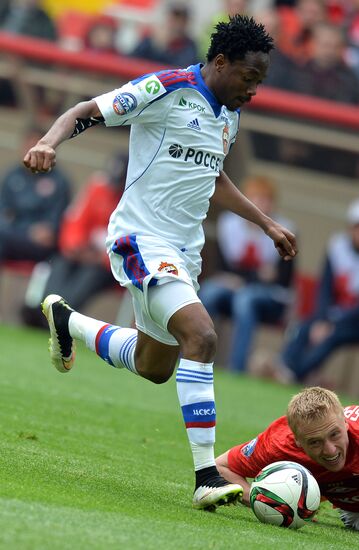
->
xmin=1 ymin=0 xmax=359 ymax=396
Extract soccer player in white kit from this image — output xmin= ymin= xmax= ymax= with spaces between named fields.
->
xmin=23 ymin=16 xmax=297 ymax=511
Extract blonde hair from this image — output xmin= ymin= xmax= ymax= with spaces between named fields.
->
xmin=287 ymin=387 xmax=343 ymax=436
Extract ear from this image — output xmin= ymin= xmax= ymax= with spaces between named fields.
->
xmin=294 ymin=438 xmax=302 ymax=448
xmin=214 ymin=53 xmax=226 ymax=72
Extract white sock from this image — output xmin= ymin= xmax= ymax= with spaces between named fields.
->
xmin=69 ymin=312 xmax=105 ymax=350
xmin=69 ymin=312 xmax=138 ymax=374
xmin=190 ymin=442 xmax=215 ymax=471
xmin=176 ymin=358 xmax=216 ymax=471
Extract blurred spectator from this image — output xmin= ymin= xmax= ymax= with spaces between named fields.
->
xmin=277 ymin=0 xmax=327 ymax=63
xmin=256 ymin=19 xmax=359 ymax=179
xmin=0 ymin=1 xmax=60 ymax=115
xmin=0 ymin=1 xmax=14 ymax=107
xmin=199 ymin=176 xmax=295 ymax=373
xmin=0 ymin=69 xmax=15 ymax=106
xmin=255 ymin=7 xmax=298 ymax=91
xmin=292 ymin=22 xmax=359 ymax=104
xmin=83 ymin=15 xmax=118 ymax=55
xmin=131 ymin=3 xmax=198 ymax=67
xmin=21 ymin=152 xmax=128 ymax=328
xmin=268 ymin=198 xmax=359 ymax=384
xmin=345 ymin=0 xmax=359 ymax=79
xmin=199 ymin=0 xmax=249 ymax=61
xmin=1 ymin=0 xmax=57 ymax=42
xmin=0 ymin=127 xmax=71 ymax=267
xmin=326 ymin=1 xmax=347 ymax=24
xmin=0 ymin=0 xmax=11 ymax=25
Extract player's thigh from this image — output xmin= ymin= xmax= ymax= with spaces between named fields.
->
xmin=147 ymin=280 xmax=216 ymax=352
xmin=136 ymin=280 xmax=216 ymax=373
xmin=135 ymin=329 xmax=179 ymax=383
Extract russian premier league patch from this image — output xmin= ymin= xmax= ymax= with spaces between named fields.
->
xmin=241 ymin=437 xmax=258 ymax=457
xmin=113 ymin=93 xmax=138 ymax=116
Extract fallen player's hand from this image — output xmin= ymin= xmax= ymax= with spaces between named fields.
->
xmin=339 ymin=509 xmax=359 ymax=530
xmin=23 ymin=142 xmax=56 ymax=173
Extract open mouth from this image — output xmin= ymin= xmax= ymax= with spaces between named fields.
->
xmin=323 ymin=453 xmax=341 ymax=465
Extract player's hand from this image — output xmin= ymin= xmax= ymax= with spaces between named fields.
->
xmin=23 ymin=142 xmax=56 ymax=173
xmin=265 ymin=221 xmax=297 ymax=261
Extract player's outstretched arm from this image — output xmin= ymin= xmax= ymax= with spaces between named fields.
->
xmin=23 ymin=100 xmax=102 ymax=173
xmin=212 ymin=170 xmax=298 ymax=261
xmin=216 ymin=451 xmax=251 ymax=506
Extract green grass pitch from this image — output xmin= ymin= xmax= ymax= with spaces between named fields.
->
xmin=0 ymin=324 xmax=357 ymax=549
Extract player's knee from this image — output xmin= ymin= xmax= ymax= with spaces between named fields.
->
xmin=182 ymin=326 xmax=217 ymax=360
xmin=200 ymin=326 xmax=218 ymax=357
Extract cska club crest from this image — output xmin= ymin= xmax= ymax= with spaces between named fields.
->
xmin=222 ymin=124 xmax=229 ymax=154
xmin=158 ymin=262 xmax=178 ymax=276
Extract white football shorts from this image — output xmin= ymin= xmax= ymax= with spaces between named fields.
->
xmin=108 ymin=234 xmax=201 ymax=345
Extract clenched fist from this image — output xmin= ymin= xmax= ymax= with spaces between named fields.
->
xmin=23 ymin=142 xmax=56 ymax=173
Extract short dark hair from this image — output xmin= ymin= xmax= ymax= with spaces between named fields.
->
xmin=207 ymin=14 xmax=274 ymax=62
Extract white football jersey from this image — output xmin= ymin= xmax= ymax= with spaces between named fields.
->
xmin=94 ymin=64 xmax=240 ymax=258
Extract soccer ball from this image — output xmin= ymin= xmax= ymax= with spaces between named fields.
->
xmin=250 ymin=461 xmax=321 ymax=529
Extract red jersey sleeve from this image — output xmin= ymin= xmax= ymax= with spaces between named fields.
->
xmin=228 ymin=417 xmax=292 ymax=479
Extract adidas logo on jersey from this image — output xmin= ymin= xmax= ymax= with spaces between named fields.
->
xmin=187 ymin=118 xmax=201 ymax=131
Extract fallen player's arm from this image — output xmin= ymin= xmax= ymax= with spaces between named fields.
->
xmin=216 ymin=451 xmax=251 ymax=506
xmin=23 ymin=100 xmax=103 ymax=173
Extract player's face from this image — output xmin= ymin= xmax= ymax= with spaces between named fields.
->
xmin=295 ymin=411 xmax=349 ymax=472
xmin=213 ymin=52 xmax=269 ymax=111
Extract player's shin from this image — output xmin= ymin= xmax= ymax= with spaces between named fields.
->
xmin=176 ymin=358 xmax=216 ymax=473
xmin=69 ymin=312 xmax=138 ymax=373
xmin=176 ymin=359 xmax=243 ymax=508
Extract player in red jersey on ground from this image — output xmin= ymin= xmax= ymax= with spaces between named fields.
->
xmin=216 ymin=386 xmax=359 ymax=529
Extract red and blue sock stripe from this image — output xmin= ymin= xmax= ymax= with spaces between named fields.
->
xmin=181 ymin=401 xmax=216 ymax=429
xmin=95 ymin=324 xmax=118 ymax=366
